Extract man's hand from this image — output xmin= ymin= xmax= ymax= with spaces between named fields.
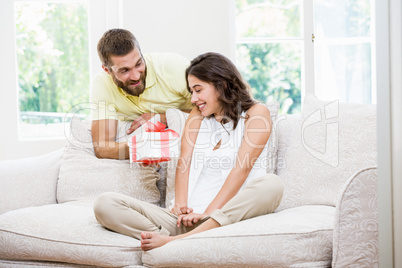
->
xmin=127 ymin=113 xmax=154 ymax=134
xmin=177 ymin=213 xmax=207 ymax=227
xmin=126 ymin=113 xmax=167 ymax=134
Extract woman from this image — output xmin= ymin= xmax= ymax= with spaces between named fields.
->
xmin=94 ymin=52 xmax=284 ymax=251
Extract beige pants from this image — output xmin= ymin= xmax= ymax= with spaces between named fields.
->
xmin=94 ymin=174 xmax=284 ymax=240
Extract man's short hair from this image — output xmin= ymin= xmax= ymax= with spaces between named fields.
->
xmin=97 ymin=29 xmax=141 ymax=68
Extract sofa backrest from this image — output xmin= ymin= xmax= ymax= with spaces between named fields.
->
xmin=274 ymin=95 xmax=377 ymax=211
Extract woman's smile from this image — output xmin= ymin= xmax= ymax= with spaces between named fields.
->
xmin=197 ymin=103 xmax=206 ymax=111
xmin=188 ymin=74 xmax=221 ymax=117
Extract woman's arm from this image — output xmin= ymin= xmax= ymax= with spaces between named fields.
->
xmin=204 ymin=103 xmax=272 ymax=215
xmin=170 ymin=106 xmax=203 ymax=216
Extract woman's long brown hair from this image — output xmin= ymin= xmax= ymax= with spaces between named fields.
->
xmin=185 ymin=52 xmax=256 ymax=130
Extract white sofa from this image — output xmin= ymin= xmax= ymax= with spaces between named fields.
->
xmin=0 ymin=95 xmax=378 ymax=267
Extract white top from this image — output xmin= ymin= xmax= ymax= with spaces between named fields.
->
xmin=170 ymin=111 xmax=269 ymax=213
xmin=188 ymin=148 xmax=223 ymax=213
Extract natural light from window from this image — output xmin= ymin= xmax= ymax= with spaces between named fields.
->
xmin=314 ymin=0 xmax=374 ymax=104
xmin=14 ymin=2 xmax=90 ymax=139
xmin=235 ymin=0 xmax=302 ymax=114
xmin=235 ymin=0 xmax=375 ymax=115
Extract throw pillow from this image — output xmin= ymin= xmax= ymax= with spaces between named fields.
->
xmin=164 ymin=108 xmax=190 ymax=209
xmin=57 ymin=117 xmax=161 ymax=204
xmin=276 ymin=94 xmax=377 ymax=211
xmin=0 ymin=149 xmax=63 ymax=214
xmin=166 ymin=108 xmax=190 ymax=138
xmin=265 ymin=101 xmax=280 ymax=174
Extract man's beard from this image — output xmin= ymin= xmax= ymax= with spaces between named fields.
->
xmin=112 ymin=68 xmax=147 ymax=96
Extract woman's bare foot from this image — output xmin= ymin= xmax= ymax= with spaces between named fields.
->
xmin=140 ymin=219 xmax=220 ymax=251
xmin=140 ymin=231 xmax=175 ymax=251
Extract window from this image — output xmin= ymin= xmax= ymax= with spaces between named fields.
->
xmin=235 ymin=0 xmax=303 ymax=114
xmin=235 ymin=0 xmax=375 ymax=114
xmin=314 ymin=0 xmax=373 ymax=104
xmin=14 ymin=1 xmax=90 ymax=139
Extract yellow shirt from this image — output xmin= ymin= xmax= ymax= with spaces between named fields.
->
xmin=90 ymin=53 xmax=192 ymax=121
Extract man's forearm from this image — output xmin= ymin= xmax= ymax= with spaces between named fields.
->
xmin=93 ymin=141 xmax=129 ymax=160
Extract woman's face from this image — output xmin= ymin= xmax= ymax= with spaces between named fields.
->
xmin=188 ymin=74 xmax=223 ymax=119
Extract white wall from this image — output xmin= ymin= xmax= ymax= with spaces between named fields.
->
xmin=389 ymin=0 xmax=402 ymax=265
xmin=121 ymin=0 xmax=234 ymax=60
xmin=0 ymin=0 xmax=17 ymax=161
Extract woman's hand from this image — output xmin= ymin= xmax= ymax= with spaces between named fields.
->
xmin=170 ymin=204 xmax=193 ymax=217
xmin=177 ymin=213 xmax=207 ymax=227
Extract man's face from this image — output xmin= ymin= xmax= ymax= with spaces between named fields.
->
xmin=107 ymin=48 xmax=147 ymax=96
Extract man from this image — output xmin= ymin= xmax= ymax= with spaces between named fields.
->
xmin=90 ymin=29 xmax=192 ymax=159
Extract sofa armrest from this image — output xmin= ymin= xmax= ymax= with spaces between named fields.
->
xmin=332 ymin=167 xmax=379 ymax=267
xmin=0 ymin=148 xmax=64 ymax=215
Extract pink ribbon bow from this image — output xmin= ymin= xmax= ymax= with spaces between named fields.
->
xmin=143 ymin=121 xmax=179 ymax=138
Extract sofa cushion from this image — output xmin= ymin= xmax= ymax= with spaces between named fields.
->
xmin=164 ymin=102 xmax=280 ymax=209
xmin=0 ymin=201 xmax=142 ymax=267
xmin=0 ymin=259 xmax=94 ymax=267
xmin=166 ymin=108 xmax=190 ymax=138
xmin=0 ymin=149 xmax=64 ymax=215
xmin=275 ymin=114 xmax=301 ymax=173
xmin=265 ymin=101 xmax=281 ymax=174
xmin=164 ymin=109 xmax=190 ymax=209
xmin=57 ymin=116 xmax=161 ymax=204
xmin=277 ymin=95 xmax=377 ymax=210
xmin=142 ymin=205 xmax=335 ymax=267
